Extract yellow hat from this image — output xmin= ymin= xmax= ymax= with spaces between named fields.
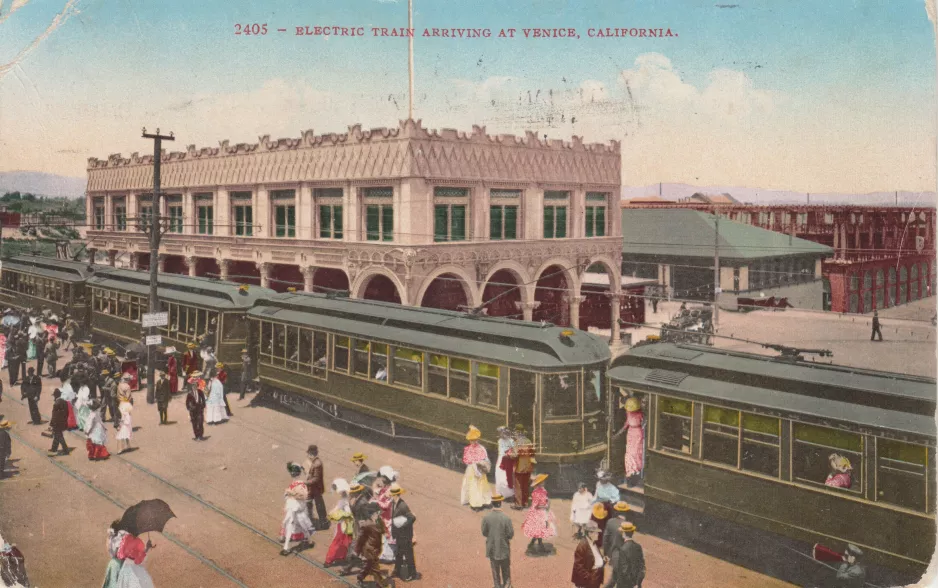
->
xmin=241 ymin=348 xmax=249 ymax=354
xmin=238 ymin=284 xmax=250 ymax=292
xmin=592 ymin=503 xmax=608 ymax=520
xmin=187 ymin=343 xmax=197 ymax=349
xmin=466 ymin=425 xmax=481 ymax=441
xmin=0 ymin=420 xmax=12 ymax=429
xmin=216 ymin=362 xmax=224 ymax=368
xmin=531 ymin=473 xmax=549 ymax=487
xmin=351 ymin=453 xmax=366 ymax=462
xmin=620 ymin=522 xmax=637 ymax=533
xmin=100 ymin=369 xmax=110 ymax=375
xmin=389 ymin=483 xmax=405 ymax=497
xmin=105 ymin=348 xmax=116 ymax=356
xmin=349 ymin=484 xmax=365 ymax=494
xmin=625 ymin=397 xmax=641 ymax=412
xmin=287 ymin=287 xmax=297 ymax=293
xmin=613 ymin=501 xmax=631 ymax=512
xmin=491 ymin=494 xmax=505 ymax=502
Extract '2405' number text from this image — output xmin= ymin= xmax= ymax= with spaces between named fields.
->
xmin=235 ymin=24 xmax=268 ymax=35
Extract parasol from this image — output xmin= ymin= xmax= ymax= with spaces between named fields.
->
xmin=1 ymin=316 xmax=19 ymax=327
xmin=117 ymin=499 xmax=176 ymax=537
xmin=125 ymin=342 xmax=146 ymax=357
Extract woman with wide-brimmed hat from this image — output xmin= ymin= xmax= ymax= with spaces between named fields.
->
xmin=460 ymin=425 xmax=493 ymax=511
xmin=280 ymin=462 xmax=316 ymax=556
xmin=522 ymin=473 xmax=556 ymax=555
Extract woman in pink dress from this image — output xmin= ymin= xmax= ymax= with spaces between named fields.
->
xmin=522 ymin=474 xmax=556 ymax=556
xmin=825 ymin=454 xmax=852 ymax=489
xmin=621 ymin=396 xmax=645 ymax=487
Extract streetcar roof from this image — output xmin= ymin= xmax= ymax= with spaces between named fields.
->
xmin=87 ymin=268 xmax=274 ymax=309
xmin=608 ymin=364 xmax=936 ymax=439
xmin=1 ymin=255 xmax=96 ymax=282
xmin=624 ymin=343 xmax=937 ymax=403
xmin=248 ymin=293 xmax=612 ymax=369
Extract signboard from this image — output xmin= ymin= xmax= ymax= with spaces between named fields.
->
xmin=141 ymin=312 xmax=168 ymax=328
xmin=146 ymin=335 xmax=163 ymax=346
xmin=714 ymin=287 xmax=723 ymax=294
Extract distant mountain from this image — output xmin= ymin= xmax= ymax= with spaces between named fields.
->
xmin=0 ymin=171 xmax=86 ymax=198
xmin=622 ymin=183 xmax=937 ymax=207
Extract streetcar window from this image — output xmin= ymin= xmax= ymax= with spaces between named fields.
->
xmin=312 ymin=331 xmax=328 ymax=378
xmin=876 ymin=439 xmax=927 ymax=512
xmin=285 ymin=326 xmax=299 ymax=371
xmin=657 ymin=396 xmax=692 ymax=455
xmin=450 ymin=358 xmax=470 ymax=402
xmin=298 ymin=329 xmax=313 ymax=368
xmin=371 ymin=343 xmax=388 ymax=380
xmin=333 ymin=336 xmax=349 ymax=372
xmin=475 ymin=363 xmax=499 ymax=408
xmin=427 ymin=355 xmax=448 ymax=396
xmin=542 ymin=372 xmax=578 ymax=418
xmin=702 ymin=406 xmax=739 ymax=467
xmin=117 ymin=294 xmax=129 ymax=318
xmin=353 ymin=340 xmax=370 ymax=376
xmin=392 ymin=347 xmax=423 ymax=389
xmin=584 ymin=369 xmax=604 ymax=414
xmin=792 ymin=424 xmax=862 ymax=494
xmin=272 ymin=323 xmax=286 ymax=365
xmin=261 ymin=322 xmax=273 ymax=357
xmin=741 ymin=413 xmax=780 ymax=478
xmin=222 ymin=314 xmax=249 ymax=341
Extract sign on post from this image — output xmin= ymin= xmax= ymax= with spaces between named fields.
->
xmin=145 ymin=335 xmax=163 ymax=346
xmin=141 ymin=312 xmax=168 ymax=328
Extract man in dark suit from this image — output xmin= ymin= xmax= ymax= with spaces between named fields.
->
xmin=572 ymin=521 xmax=604 ymax=588
xmin=21 ymin=367 xmax=42 ymax=425
xmin=0 ymin=419 xmax=12 ymax=479
xmin=835 ymin=544 xmax=866 ymax=588
xmin=605 ymin=522 xmax=645 ymax=588
xmin=354 ymin=505 xmax=390 ymax=587
xmin=35 ymin=331 xmax=46 ymax=377
xmin=49 ymin=389 xmax=70 ymax=456
xmin=482 ymin=493 xmax=514 ymax=588
xmin=304 ymin=444 xmax=328 ymax=528
xmin=6 ymin=335 xmax=21 ymax=385
xmin=871 ymin=311 xmax=883 ymax=341
xmin=15 ymin=336 xmax=27 ymax=383
xmin=390 ymin=483 xmax=419 ymax=582
xmin=602 ymin=502 xmax=630 ymax=561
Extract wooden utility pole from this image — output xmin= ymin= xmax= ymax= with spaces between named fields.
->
xmin=713 ymin=214 xmax=720 ymax=329
xmin=142 ymin=127 xmax=174 ymax=404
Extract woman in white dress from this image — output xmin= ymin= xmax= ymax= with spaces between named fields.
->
xmin=281 ymin=462 xmax=315 ymax=555
xmin=75 ymin=383 xmax=92 ymax=431
xmin=204 ymin=375 xmax=228 ymax=425
xmin=116 ymin=403 xmax=133 ymax=454
xmin=460 ymin=426 xmax=492 ymax=511
xmin=84 ymin=400 xmax=111 ymax=461
xmin=494 ymin=426 xmax=516 ymax=500
xmin=569 ymin=483 xmax=594 ymax=538
xmin=114 ymin=533 xmax=155 ymax=588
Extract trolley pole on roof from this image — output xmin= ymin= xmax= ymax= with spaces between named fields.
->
xmin=713 ymin=214 xmax=720 ymax=330
xmin=142 ymin=128 xmax=174 ymax=405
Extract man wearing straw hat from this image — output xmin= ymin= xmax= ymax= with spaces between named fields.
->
xmin=389 ymin=482 xmax=419 ymax=582
xmin=606 ymin=522 xmax=645 ymax=588
xmin=0 ymin=419 xmax=13 ymax=479
xmin=481 ymin=492 xmax=514 ymax=588
xmin=512 ymin=424 xmax=536 ymax=510
xmin=572 ymin=520 xmax=604 ymax=588
xmin=602 ymin=502 xmax=631 ymax=562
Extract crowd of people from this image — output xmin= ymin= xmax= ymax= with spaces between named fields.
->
xmin=0 ymin=305 xmax=653 ymax=588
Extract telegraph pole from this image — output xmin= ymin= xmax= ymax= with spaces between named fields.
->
xmin=713 ymin=214 xmax=720 ymax=330
xmin=142 ymin=127 xmax=174 ymax=404
xmin=407 ymin=0 xmax=414 ymax=118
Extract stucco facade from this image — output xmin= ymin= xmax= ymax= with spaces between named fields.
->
xmin=85 ymin=119 xmax=624 ymax=338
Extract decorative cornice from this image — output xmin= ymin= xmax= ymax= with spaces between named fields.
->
xmin=87 ymin=118 xmax=619 ymax=171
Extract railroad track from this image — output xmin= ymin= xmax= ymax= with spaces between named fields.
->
xmin=1 ymin=391 xmax=359 ymax=588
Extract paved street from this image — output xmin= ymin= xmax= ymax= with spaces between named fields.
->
xmin=0 ymin=349 xmax=796 ymax=588
xmin=624 ymin=297 xmax=936 ymax=377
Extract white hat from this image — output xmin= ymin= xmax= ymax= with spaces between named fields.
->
xmin=332 ymin=478 xmax=351 ymax=494
xmin=378 ymin=465 xmax=399 ymax=482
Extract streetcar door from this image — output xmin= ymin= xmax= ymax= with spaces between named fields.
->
xmin=508 ymin=369 xmax=536 ymax=439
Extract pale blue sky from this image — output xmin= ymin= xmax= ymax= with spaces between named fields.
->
xmin=0 ymin=0 xmax=934 ymax=192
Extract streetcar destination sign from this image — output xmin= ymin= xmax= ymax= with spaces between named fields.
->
xmin=145 ymin=335 xmax=163 ymax=346
xmin=141 ymin=312 xmax=168 ymax=328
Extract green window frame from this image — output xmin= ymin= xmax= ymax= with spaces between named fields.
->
xmin=489 ymin=205 xmax=518 ymax=240
xmin=319 ymin=204 xmax=343 ymax=239
xmin=792 ymin=423 xmax=863 ymax=493
xmin=114 ymin=205 xmax=127 ymax=231
xmin=392 ymin=347 xmax=423 ymax=389
xmin=274 ymin=205 xmax=296 ymax=238
xmin=876 ymin=438 xmax=928 ymax=512
xmin=741 ymin=412 xmax=780 ymax=477
xmin=585 ymin=206 xmax=606 ymax=237
xmin=702 ymin=405 xmax=740 ymax=467
xmin=542 ymin=372 xmax=579 ymax=418
xmin=366 ymin=205 xmax=393 ymax=242
xmin=543 ymin=206 xmax=567 ymax=239
xmin=234 ymin=205 xmax=253 ymax=236
xmin=657 ymin=396 xmax=693 ymax=454
xmin=197 ymin=205 xmax=214 ymax=235
xmin=434 ymin=204 xmax=466 ymax=242
xmin=168 ymin=205 xmax=184 ymax=233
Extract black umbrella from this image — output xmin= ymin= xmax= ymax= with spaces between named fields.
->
xmin=117 ymin=499 xmax=176 ymax=537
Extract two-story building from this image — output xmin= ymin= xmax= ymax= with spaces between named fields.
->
xmin=85 ymin=119 xmax=624 ymax=338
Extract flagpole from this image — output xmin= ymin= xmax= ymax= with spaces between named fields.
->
xmin=408 ymin=0 xmax=414 ymax=119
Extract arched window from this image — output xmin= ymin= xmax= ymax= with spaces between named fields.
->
xmin=849 ymin=293 xmax=859 ymax=313
xmin=863 ymin=271 xmax=872 ymax=291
